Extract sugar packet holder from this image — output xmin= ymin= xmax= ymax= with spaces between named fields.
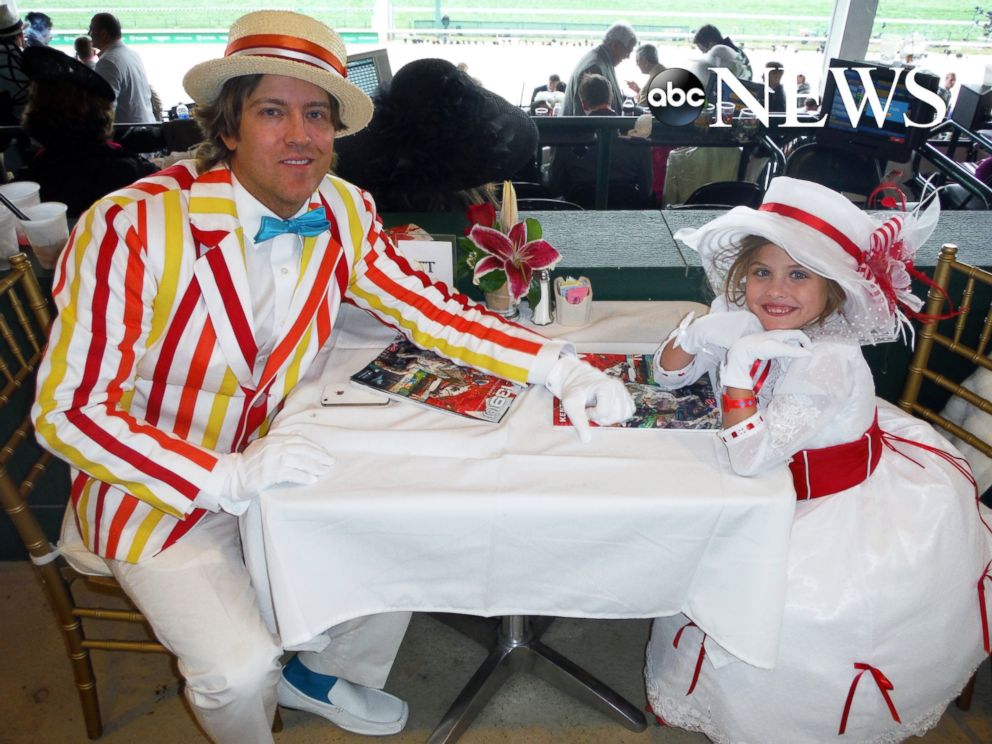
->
xmin=554 ymin=276 xmax=593 ymax=326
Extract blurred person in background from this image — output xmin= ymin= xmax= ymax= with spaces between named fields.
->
xmin=74 ymin=35 xmax=96 ymax=69
xmin=88 ymin=12 xmax=155 ymax=123
xmin=23 ymin=11 xmax=50 ymax=47
xmin=18 ymin=46 xmax=156 ymax=217
xmin=626 ymin=43 xmax=665 ymax=107
xmin=562 ymin=22 xmax=637 ymax=116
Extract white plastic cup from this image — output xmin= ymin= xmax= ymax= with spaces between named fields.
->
xmin=0 ymin=181 xmax=41 ymax=249
xmin=0 ymin=209 xmax=17 ymax=270
xmin=719 ymin=102 xmax=736 ymax=125
xmin=21 ymin=201 xmax=68 ymax=270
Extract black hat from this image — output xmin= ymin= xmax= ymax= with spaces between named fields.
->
xmin=22 ymin=46 xmax=115 ymax=101
xmin=334 ymin=58 xmax=538 ymax=211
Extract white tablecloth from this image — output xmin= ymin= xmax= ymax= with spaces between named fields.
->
xmin=242 ymin=301 xmax=796 ymax=668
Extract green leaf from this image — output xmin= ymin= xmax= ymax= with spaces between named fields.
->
xmin=477 ymin=271 xmax=507 ymax=293
xmin=525 ymin=217 xmax=543 ymax=242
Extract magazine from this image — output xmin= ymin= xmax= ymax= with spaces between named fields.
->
xmin=552 ymin=353 xmax=721 ymax=430
xmin=350 ymin=335 xmax=524 ymax=424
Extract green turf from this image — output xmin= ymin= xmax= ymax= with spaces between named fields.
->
xmin=34 ymin=1 xmax=992 ymax=44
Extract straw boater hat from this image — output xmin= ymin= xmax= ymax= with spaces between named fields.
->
xmin=0 ymin=4 xmax=22 ymax=38
xmin=675 ymin=176 xmax=940 ymax=344
xmin=183 ymin=10 xmax=373 ymax=135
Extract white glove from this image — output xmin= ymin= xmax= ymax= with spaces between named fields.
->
xmin=668 ymin=309 xmax=764 ymax=356
xmin=545 ymin=355 xmax=636 ymax=443
xmin=208 ymin=432 xmax=336 ymax=514
xmin=720 ymin=330 xmax=812 ymax=390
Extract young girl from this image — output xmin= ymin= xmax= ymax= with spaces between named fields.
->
xmin=645 ymin=177 xmax=992 ymax=743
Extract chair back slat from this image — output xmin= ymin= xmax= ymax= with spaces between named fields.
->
xmin=899 ymin=243 xmax=992 ymax=466
xmin=955 ymin=276 xmax=975 ymax=345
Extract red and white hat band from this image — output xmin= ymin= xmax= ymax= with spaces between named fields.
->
xmin=225 ymin=33 xmax=347 ymax=78
xmin=759 ymin=201 xmax=863 ymax=264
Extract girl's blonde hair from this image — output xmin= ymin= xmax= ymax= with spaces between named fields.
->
xmin=721 ymin=235 xmax=846 ymax=327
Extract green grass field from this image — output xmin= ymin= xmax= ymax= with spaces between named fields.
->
xmin=35 ymin=1 xmax=992 ymax=44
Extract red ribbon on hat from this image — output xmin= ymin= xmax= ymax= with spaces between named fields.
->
xmin=759 ymin=201 xmax=958 ymax=323
xmin=226 ymin=32 xmax=347 ymax=78
xmin=838 ymin=663 xmax=900 ymax=735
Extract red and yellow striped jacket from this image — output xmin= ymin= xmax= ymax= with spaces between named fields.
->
xmin=33 ymin=161 xmax=563 ymax=563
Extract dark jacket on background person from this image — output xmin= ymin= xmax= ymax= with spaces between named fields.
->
xmin=19 ymin=142 xmax=157 ymax=217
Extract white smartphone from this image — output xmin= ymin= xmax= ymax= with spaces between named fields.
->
xmin=320 ymin=383 xmax=391 ymax=407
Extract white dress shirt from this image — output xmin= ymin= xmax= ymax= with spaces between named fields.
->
xmin=231 ymin=177 xmax=307 ymax=380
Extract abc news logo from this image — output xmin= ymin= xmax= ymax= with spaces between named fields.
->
xmin=647 ymin=66 xmax=947 ymax=129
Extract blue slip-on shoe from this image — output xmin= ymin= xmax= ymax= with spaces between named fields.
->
xmin=277 ymin=655 xmax=409 ymax=736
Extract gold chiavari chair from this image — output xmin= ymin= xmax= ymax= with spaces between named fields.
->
xmin=898 ymin=242 xmax=992 ymax=710
xmin=0 ymin=252 xmax=169 ymax=739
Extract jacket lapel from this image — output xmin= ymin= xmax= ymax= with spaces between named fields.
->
xmin=187 ymin=166 xmax=257 ymax=388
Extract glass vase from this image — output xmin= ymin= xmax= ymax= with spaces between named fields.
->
xmin=483 ymin=283 xmax=519 ymax=320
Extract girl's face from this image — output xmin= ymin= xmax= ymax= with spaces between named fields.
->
xmin=744 ymin=242 xmax=829 ymax=331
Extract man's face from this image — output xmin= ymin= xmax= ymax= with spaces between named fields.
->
xmin=86 ymin=19 xmax=105 ymax=50
xmin=945 ymin=73 xmax=956 ymax=89
xmin=636 ymin=56 xmax=652 ymax=74
xmin=222 ymin=74 xmax=337 ymax=219
xmin=606 ymin=39 xmax=635 ymax=66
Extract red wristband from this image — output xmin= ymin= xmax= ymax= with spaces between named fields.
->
xmin=722 ymin=393 xmax=757 ymax=410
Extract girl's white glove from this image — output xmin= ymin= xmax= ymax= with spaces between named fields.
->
xmin=720 ymin=330 xmax=812 ymax=390
xmin=668 ymin=309 xmax=764 ymax=356
xmin=545 ymin=355 xmax=636 ymax=443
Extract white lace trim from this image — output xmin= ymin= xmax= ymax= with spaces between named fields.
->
xmin=644 ymin=655 xmax=987 ymax=744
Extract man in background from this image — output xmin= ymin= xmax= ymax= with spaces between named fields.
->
xmin=562 ymin=22 xmax=636 ymax=116
xmin=530 ymin=72 xmax=565 ymax=114
xmin=626 ymin=44 xmax=665 ymax=107
xmin=551 ymin=73 xmax=652 ymax=207
xmin=88 ymin=12 xmax=155 ymax=122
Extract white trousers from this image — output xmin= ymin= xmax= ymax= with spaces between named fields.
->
xmin=112 ymin=510 xmax=411 ymax=744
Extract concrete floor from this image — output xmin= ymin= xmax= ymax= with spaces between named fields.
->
xmin=3 ymin=560 xmax=991 ymax=744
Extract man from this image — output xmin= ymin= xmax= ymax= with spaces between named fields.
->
xmin=764 ymin=60 xmax=786 ymax=113
xmin=32 ymin=10 xmax=633 ymax=744
xmin=939 ymin=70 xmax=956 ymax=110
xmin=626 ymin=44 xmax=665 ymax=107
xmin=550 ymin=73 xmax=653 ymax=207
xmin=530 ymin=72 xmax=565 ymax=114
xmin=87 ymin=12 xmax=155 ymax=122
xmin=562 ymin=22 xmax=636 ymax=116
xmin=23 ymin=11 xmax=51 ymax=47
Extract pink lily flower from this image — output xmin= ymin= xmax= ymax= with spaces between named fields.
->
xmin=469 ymin=221 xmax=561 ymax=302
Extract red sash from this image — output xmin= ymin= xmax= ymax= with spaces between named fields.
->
xmin=789 ymin=413 xmax=883 ymax=500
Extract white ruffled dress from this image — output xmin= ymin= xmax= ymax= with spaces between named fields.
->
xmin=645 ymin=332 xmax=992 ymax=744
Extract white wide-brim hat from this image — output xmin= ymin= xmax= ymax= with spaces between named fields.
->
xmin=183 ymin=10 xmax=373 ymax=135
xmin=675 ymin=176 xmax=940 ymax=344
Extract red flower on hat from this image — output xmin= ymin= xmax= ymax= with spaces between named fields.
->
xmin=862 ymin=214 xmax=922 ymax=318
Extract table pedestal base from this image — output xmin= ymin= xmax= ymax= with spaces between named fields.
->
xmin=427 ymin=615 xmax=647 ymax=744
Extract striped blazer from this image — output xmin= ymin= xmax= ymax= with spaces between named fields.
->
xmin=33 ymin=161 xmax=563 ymax=563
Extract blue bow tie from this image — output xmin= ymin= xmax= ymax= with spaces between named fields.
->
xmin=253 ymin=207 xmax=330 ymax=243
